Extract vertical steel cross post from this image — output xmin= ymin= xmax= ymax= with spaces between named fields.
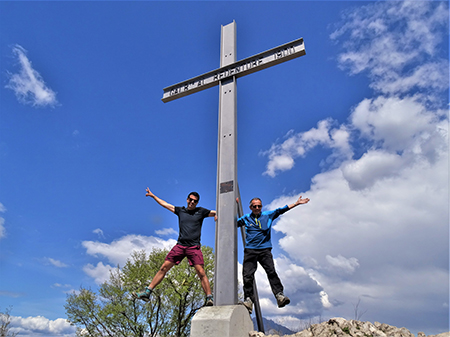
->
xmin=215 ymin=22 xmax=238 ymax=305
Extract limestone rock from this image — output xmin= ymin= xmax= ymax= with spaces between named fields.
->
xmin=249 ymin=332 xmax=267 ymax=337
xmin=428 ymin=333 xmax=450 ymax=337
xmin=248 ymin=318 xmax=448 ymax=337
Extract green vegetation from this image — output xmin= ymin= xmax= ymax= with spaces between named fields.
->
xmin=65 ymin=247 xmax=214 ymax=337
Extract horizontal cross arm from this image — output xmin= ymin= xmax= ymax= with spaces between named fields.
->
xmin=162 ymin=37 xmax=305 ymax=103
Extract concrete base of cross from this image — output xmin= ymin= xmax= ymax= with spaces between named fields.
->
xmin=190 ymin=305 xmax=253 ymax=337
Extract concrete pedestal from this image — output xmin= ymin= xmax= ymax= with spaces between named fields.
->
xmin=190 ymin=305 xmax=253 ymax=337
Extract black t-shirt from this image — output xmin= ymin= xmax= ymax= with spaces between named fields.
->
xmin=174 ymin=206 xmax=211 ymax=246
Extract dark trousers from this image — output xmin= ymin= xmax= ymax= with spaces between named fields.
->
xmin=242 ymin=248 xmax=283 ymax=301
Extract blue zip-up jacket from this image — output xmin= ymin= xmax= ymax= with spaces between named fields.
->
xmin=237 ymin=205 xmax=289 ymax=249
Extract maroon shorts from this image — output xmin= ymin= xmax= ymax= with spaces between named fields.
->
xmin=165 ymin=244 xmax=204 ymax=266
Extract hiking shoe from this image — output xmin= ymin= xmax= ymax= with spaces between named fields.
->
xmin=205 ymin=295 xmax=214 ymax=306
xmin=241 ymin=297 xmax=253 ymax=314
xmin=276 ymin=292 xmax=290 ymax=308
xmin=132 ymin=288 xmax=152 ymax=302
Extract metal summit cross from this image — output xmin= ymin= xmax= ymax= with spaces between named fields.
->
xmin=161 ymin=21 xmax=305 ymax=306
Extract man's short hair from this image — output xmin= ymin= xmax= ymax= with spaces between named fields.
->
xmin=188 ymin=192 xmax=200 ymax=201
xmin=249 ymin=197 xmax=261 ymax=205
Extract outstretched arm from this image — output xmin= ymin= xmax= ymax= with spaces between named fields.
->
xmin=287 ymin=195 xmax=310 ymax=210
xmin=146 ymin=187 xmax=175 ymax=213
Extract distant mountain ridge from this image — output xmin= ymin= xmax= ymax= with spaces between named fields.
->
xmin=252 ymin=317 xmax=294 ymax=336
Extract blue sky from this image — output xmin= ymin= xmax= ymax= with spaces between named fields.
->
xmin=0 ymin=1 xmax=448 ymax=336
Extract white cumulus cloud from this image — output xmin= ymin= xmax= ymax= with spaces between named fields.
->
xmin=262 ymin=119 xmax=353 ymax=177
xmin=5 ymin=45 xmax=58 ymax=107
xmin=83 ymin=262 xmax=115 ymax=285
xmin=350 ymin=96 xmax=444 ymax=153
xmin=92 ymin=228 xmax=105 ymax=238
xmin=81 ymin=234 xmax=177 ymax=284
xmin=330 ymin=1 xmax=449 ymax=95
xmin=326 ymin=255 xmax=360 ymax=274
xmin=9 ymin=315 xmax=76 ymax=337
xmin=44 ymin=257 xmax=68 ymax=268
xmin=155 ymin=227 xmax=177 ymax=236
xmin=265 ymin=97 xmax=448 ymax=332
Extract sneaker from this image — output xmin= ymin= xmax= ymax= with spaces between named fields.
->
xmin=132 ymin=288 xmax=152 ymax=302
xmin=241 ymin=297 xmax=253 ymax=314
xmin=276 ymin=292 xmax=290 ymax=308
xmin=205 ymin=295 xmax=214 ymax=306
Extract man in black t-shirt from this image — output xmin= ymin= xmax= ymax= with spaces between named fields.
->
xmin=133 ymin=188 xmax=216 ymax=306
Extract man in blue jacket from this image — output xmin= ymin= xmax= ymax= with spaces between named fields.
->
xmin=238 ymin=195 xmax=310 ymax=313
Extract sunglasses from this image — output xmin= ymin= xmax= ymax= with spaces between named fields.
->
xmin=251 ymin=205 xmax=262 ymax=209
xmin=188 ymin=198 xmax=199 ymax=203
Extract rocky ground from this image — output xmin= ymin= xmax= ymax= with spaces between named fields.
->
xmin=249 ymin=317 xmax=450 ymax=337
